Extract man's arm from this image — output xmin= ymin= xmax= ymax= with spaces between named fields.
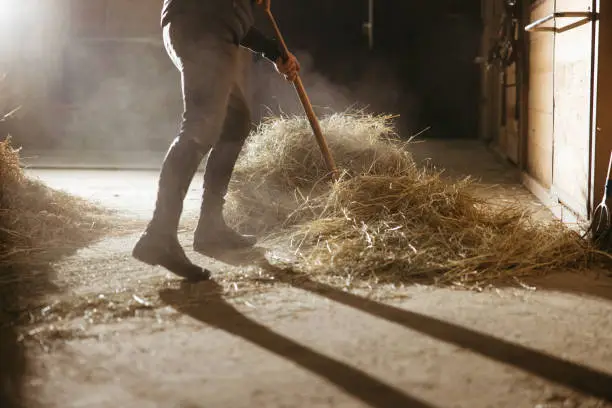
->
xmin=240 ymin=26 xmax=284 ymax=63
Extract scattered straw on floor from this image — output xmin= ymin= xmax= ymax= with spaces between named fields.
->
xmin=226 ymin=111 xmax=610 ymax=285
xmin=0 ymin=137 xmax=108 ymax=267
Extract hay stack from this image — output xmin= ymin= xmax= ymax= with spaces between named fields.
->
xmin=226 ymin=112 xmax=606 ymax=285
xmin=227 ymin=112 xmax=406 ymax=233
xmin=0 ymin=137 xmax=106 ymax=266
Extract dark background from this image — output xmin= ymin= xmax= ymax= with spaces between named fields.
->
xmin=253 ymin=0 xmax=483 ymax=139
xmin=4 ymin=0 xmax=484 ymax=151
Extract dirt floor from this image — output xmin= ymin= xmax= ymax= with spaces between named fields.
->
xmin=4 ymin=140 xmax=612 ymax=408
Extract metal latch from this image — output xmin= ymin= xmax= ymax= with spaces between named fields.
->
xmin=525 ymin=11 xmax=598 ymax=33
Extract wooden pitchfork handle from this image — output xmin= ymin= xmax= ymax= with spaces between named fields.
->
xmin=261 ymin=2 xmax=339 ymax=180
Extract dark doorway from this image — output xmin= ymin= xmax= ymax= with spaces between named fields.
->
xmin=253 ymin=0 xmax=483 ymax=139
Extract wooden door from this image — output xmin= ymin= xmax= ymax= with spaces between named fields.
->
xmin=527 ymin=0 xmax=556 ymax=189
xmin=550 ymin=0 xmax=598 ymax=217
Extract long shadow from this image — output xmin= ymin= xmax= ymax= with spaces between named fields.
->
xmin=0 ymin=263 xmax=60 ymax=408
xmin=203 ymin=248 xmax=612 ymax=402
xmin=159 ymin=280 xmax=437 ymax=408
xmin=0 ymin=329 xmax=26 ymax=408
xmin=0 ymin=231 xmax=108 ymax=407
xmin=0 ymin=315 xmax=27 ymax=408
xmin=521 ymin=270 xmax=612 ymax=302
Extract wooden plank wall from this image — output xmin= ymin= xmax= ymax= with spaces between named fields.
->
xmin=0 ymin=0 xmax=72 ymax=148
xmin=62 ymin=0 xmax=174 ymax=151
xmin=105 ymin=0 xmax=161 ymax=38
xmin=63 ymin=0 xmax=253 ymax=151
xmin=482 ymin=0 xmax=605 ymax=221
xmin=479 ymin=0 xmax=503 ymax=143
xmin=70 ymin=0 xmax=108 ymax=38
xmin=0 ymin=0 xmax=70 ymax=100
xmin=502 ymin=54 xmax=520 ymax=163
xmin=69 ymin=0 xmax=160 ymax=39
xmin=594 ymin=1 xmax=612 ymax=205
xmin=0 ymin=0 xmax=169 ymax=149
xmin=551 ymin=0 xmax=596 ymax=217
xmin=526 ymin=0 xmax=555 ymax=189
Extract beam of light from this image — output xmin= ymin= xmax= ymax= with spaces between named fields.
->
xmin=0 ymin=0 xmax=28 ymax=28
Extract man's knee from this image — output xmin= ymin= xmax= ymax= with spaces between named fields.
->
xmin=225 ymin=108 xmax=251 ymax=142
xmin=180 ymin=74 xmax=230 ymax=143
xmin=222 ymin=91 xmax=252 ymax=142
xmin=179 ymin=111 xmax=225 ymax=150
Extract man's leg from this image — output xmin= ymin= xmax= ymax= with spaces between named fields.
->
xmin=193 ymin=84 xmax=256 ymax=254
xmin=132 ymin=22 xmax=239 ymax=280
xmin=132 ymin=135 xmax=206 ymax=280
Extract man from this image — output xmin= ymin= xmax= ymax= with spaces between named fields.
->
xmin=132 ymin=0 xmax=300 ymax=281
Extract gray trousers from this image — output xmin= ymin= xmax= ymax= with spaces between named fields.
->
xmin=163 ymin=19 xmax=251 ymax=199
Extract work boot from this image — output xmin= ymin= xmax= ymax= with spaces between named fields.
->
xmin=193 ymin=192 xmax=257 ymax=255
xmin=193 ymin=127 xmax=256 ymax=254
xmin=133 ymin=232 xmax=210 ymax=281
xmin=133 ymin=136 xmax=211 ymax=281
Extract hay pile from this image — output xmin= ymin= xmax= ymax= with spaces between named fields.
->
xmin=0 ymin=137 xmax=107 ymax=266
xmin=226 ymin=112 xmax=606 ymax=285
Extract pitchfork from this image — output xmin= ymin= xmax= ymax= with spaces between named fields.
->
xmin=259 ymin=0 xmax=339 ymax=180
xmin=589 ymin=151 xmax=612 ymax=249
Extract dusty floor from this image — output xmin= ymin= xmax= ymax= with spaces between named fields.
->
xmin=4 ymin=140 xmax=612 ymax=408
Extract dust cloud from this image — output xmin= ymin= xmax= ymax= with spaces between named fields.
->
xmin=61 ymin=41 xmax=182 ymax=152
xmin=249 ymin=50 xmax=419 ymax=137
xmin=59 ymin=43 xmax=417 ymax=152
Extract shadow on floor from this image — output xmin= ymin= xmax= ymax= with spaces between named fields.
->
xmin=0 ymin=263 xmax=60 ymax=408
xmin=0 ymin=323 xmax=27 ymax=408
xmin=163 ymin=248 xmax=612 ymax=405
xmin=159 ymin=279 xmax=438 ymax=408
xmin=522 ymin=269 xmax=612 ymax=302
xmin=0 ymin=223 xmax=110 ymax=408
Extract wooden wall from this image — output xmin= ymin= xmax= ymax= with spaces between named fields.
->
xmin=501 ymin=62 xmax=520 ymax=164
xmin=522 ymin=0 xmax=598 ymax=219
xmin=479 ymin=1 xmax=503 ymax=144
xmin=0 ymin=0 xmax=72 ymax=148
xmin=0 ymin=0 xmax=69 ymax=99
xmin=479 ymin=0 xmax=521 ymax=165
xmin=70 ymin=0 xmax=161 ymax=39
xmin=61 ymin=0 xmax=177 ymax=151
xmin=1 ymin=0 xmax=256 ymax=151
xmin=550 ymin=0 xmax=596 ymax=217
xmin=481 ymin=0 xmax=605 ymax=221
xmin=526 ymin=0 xmax=555 ymax=190
xmin=593 ymin=1 xmax=612 ymax=205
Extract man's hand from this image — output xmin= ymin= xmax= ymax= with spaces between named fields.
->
xmin=255 ymin=0 xmax=270 ymax=11
xmin=275 ymin=52 xmax=300 ymax=82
